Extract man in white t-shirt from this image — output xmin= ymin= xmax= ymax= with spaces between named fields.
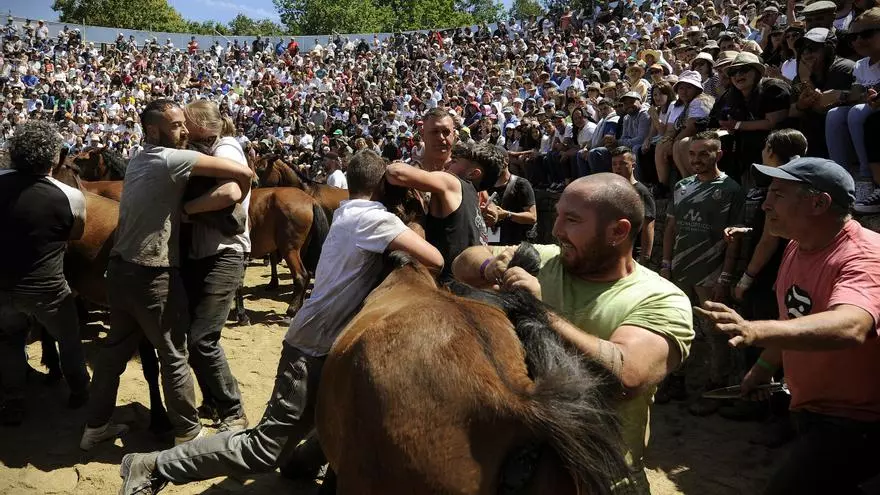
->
xmin=325 ymin=152 xmax=347 ymax=189
xmin=118 ymin=151 xmax=442 ymax=494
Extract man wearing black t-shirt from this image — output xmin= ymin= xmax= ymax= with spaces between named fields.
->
xmin=611 ymin=147 xmax=656 ymax=265
xmin=0 ymin=121 xmax=90 ymax=426
xmin=483 ymin=159 xmax=537 ymax=245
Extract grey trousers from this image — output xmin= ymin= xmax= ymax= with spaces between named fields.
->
xmin=183 ymin=249 xmax=245 ymax=419
xmin=0 ymin=288 xmax=90 ymax=399
xmin=156 ymin=342 xmax=324 ymax=483
xmin=86 ymin=259 xmax=199 ymax=437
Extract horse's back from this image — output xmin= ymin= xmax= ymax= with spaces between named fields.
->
xmin=319 ymin=266 xmax=537 ymax=494
xmin=82 ymin=180 xmax=123 ymax=201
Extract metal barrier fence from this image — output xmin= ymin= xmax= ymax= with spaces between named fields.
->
xmin=5 ymin=12 xmax=499 ymax=53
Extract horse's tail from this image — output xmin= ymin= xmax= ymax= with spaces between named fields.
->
xmin=510 ymin=292 xmax=629 ymax=495
xmin=304 ymin=200 xmax=329 ymax=273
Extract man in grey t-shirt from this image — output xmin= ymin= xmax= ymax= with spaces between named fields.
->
xmin=81 ymin=99 xmax=254 ymax=450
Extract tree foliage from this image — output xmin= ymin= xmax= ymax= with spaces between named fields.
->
xmin=55 ymin=0 xmax=513 ymax=37
xmin=53 ymin=0 xmax=188 ymax=32
xmin=509 ymin=0 xmax=543 ymax=20
xmin=274 ymin=0 xmax=394 ymax=35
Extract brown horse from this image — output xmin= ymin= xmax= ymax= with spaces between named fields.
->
xmin=52 ymin=160 xmax=124 ymax=201
xmin=316 ymin=252 xmax=628 ymax=495
xmin=46 ymin=162 xmax=171 ymax=432
xmin=65 ymin=147 xmax=128 ymax=181
xmin=243 ymin=187 xmax=329 ymax=317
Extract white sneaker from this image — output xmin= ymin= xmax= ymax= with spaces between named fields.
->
xmin=173 ymin=427 xmax=207 ymax=445
xmin=80 ymin=422 xmax=130 ymax=451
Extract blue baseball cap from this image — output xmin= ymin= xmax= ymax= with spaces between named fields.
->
xmin=753 ymin=157 xmax=855 ymax=208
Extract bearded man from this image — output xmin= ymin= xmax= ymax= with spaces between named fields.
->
xmin=453 ymin=173 xmax=694 ymax=494
xmin=81 ymin=99 xmax=254 ymax=450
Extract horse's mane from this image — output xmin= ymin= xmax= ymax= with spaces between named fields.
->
xmin=98 ymin=148 xmax=128 ymax=179
xmin=442 ymin=243 xmax=629 ymax=495
xmin=290 ymin=161 xmax=328 ymax=186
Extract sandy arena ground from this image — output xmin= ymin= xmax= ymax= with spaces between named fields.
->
xmin=0 ymin=263 xmax=786 ymax=494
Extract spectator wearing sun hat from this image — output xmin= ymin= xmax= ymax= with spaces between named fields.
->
xmin=715 ymin=52 xmax=791 ymax=182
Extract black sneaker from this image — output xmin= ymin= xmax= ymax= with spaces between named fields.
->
xmin=855 ymin=189 xmax=880 ymax=214
xmin=119 ymin=452 xmax=167 ymax=495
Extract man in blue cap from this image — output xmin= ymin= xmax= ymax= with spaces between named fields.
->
xmin=697 ymin=157 xmax=880 ymax=495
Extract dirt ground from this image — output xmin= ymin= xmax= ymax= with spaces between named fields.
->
xmin=0 ymin=263 xmax=787 ymax=494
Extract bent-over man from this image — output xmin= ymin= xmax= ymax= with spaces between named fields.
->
xmin=454 ymin=173 xmax=694 ymax=494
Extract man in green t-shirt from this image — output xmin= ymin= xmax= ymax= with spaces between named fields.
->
xmin=453 ymin=173 xmax=694 ymax=494
xmin=659 ymin=131 xmax=744 ymax=415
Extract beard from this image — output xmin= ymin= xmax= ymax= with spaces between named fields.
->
xmin=559 ymin=234 xmax=619 ymax=278
xmin=157 ymin=129 xmax=187 ymax=149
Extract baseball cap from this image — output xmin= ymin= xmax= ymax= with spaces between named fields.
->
xmin=753 ymin=157 xmax=855 ymax=208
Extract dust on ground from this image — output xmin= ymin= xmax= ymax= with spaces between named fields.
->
xmin=0 ymin=264 xmax=786 ymax=494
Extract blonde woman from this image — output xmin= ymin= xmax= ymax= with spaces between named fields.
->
xmin=181 ymin=100 xmax=251 ymax=431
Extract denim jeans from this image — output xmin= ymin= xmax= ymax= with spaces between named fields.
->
xmin=183 ymin=249 xmax=246 ymax=419
xmin=764 ymin=411 xmax=880 ymax=495
xmin=0 ymin=288 xmax=90 ymax=399
xmin=826 ymin=104 xmax=878 ymax=178
xmin=86 ymin=259 xmax=199 ymax=438
xmin=155 ymin=342 xmax=324 ymax=483
xmin=588 ymin=147 xmax=612 ymax=174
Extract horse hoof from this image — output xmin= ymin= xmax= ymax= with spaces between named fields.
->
xmin=267 ymin=281 xmax=279 ymax=290
xmin=237 ymin=316 xmax=251 ymax=326
xmin=285 ymin=305 xmax=300 ymax=317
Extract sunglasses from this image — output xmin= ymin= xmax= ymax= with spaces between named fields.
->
xmin=727 ymin=66 xmax=753 ymax=77
xmin=785 ymin=32 xmax=803 ymax=39
xmin=799 ymin=42 xmax=823 ymax=53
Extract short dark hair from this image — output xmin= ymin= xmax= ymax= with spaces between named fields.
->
xmin=346 ymin=150 xmax=386 ymax=197
xmin=766 ymin=129 xmax=808 ymax=163
xmin=139 ymin=99 xmax=179 ymax=129
xmin=451 ymin=141 xmax=505 ymax=191
xmin=692 ymin=130 xmax=722 ymax=151
xmin=610 ymin=146 xmax=634 ymax=160
xmin=9 ymin=120 xmax=63 ymax=175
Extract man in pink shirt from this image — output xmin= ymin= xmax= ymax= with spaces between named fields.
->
xmin=697 ymin=157 xmax=880 ymax=495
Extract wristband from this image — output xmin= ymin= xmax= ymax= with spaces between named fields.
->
xmin=737 ymin=272 xmax=755 ymax=290
xmin=479 ymin=258 xmax=492 ymax=280
xmin=718 ymin=271 xmax=734 ymax=286
xmin=661 ymin=260 xmax=671 ymax=269
xmin=756 ymin=357 xmax=777 ymax=373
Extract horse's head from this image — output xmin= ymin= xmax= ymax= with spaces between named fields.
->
xmin=52 ymin=156 xmax=84 ymax=191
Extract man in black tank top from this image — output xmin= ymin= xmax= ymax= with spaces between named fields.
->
xmin=386 ymin=142 xmax=504 ymax=278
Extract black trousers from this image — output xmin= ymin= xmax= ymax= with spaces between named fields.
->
xmin=764 ymin=411 xmax=880 ymax=495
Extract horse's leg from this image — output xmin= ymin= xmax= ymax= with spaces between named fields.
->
xmin=139 ymin=340 xmax=172 ymax=434
xmin=283 ymin=248 xmax=307 ymax=317
xmin=267 ymin=251 xmax=280 ymax=290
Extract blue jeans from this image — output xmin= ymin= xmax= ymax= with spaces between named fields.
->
xmin=826 ymin=104 xmax=878 ymax=178
xmin=588 ymin=147 xmax=612 ymax=175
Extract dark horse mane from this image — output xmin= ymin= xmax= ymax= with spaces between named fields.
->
xmin=427 ymin=244 xmax=629 ymax=495
xmin=289 ymin=160 xmax=328 ymax=186
xmin=96 ymin=147 xmax=128 ymax=179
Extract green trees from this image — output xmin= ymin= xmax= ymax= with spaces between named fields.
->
xmin=509 ymin=0 xmax=543 ymax=20
xmin=53 ymin=0 xmax=189 ymax=32
xmin=53 ymin=0 xmax=522 ymax=37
